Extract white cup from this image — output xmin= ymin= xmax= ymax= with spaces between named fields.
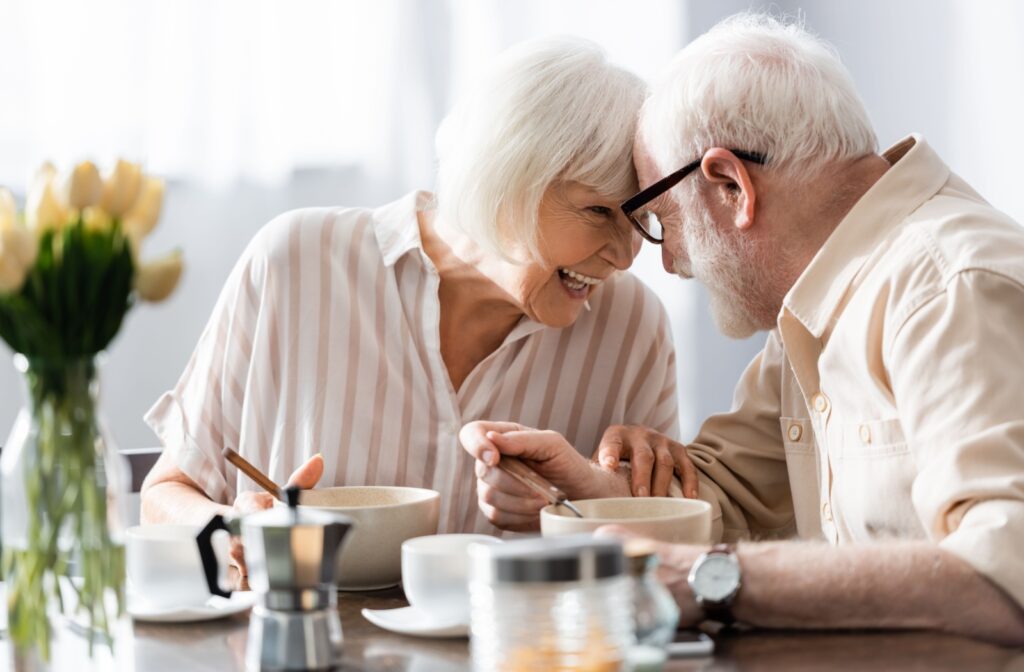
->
xmin=401 ymin=534 xmax=502 ymax=622
xmin=126 ymin=524 xmax=222 ymax=609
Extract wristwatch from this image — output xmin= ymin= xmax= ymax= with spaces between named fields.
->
xmin=687 ymin=543 xmax=742 ymax=625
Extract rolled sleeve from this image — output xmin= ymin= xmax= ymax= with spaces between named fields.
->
xmin=145 ymin=391 xmax=230 ymax=503
xmin=939 ymin=499 xmax=1024 ymax=607
xmin=890 ymin=269 xmax=1024 ymax=607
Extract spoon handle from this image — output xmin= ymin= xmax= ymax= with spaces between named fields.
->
xmin=223 ymin=447 xmax=284 ymax=501
xmin=497 ymin=457 xmax=583 ymax=517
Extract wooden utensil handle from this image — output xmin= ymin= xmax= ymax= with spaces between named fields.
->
xmin=497 ymin=456 xmax=568 ymax=505
xmin=223 ymin=448 xmax=284 ymax=501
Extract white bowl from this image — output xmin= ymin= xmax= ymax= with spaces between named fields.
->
xmin=540 ymin=497 xmax=712 ymax=544
xmin=292 ymin=486 xmax=441 ymax=591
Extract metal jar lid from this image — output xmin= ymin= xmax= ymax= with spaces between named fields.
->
xmin=471 ymin=535 xmax=625 ymax=584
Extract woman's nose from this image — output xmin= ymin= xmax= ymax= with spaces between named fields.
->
xmin=604 ymin=215 xmax=640 ymax=270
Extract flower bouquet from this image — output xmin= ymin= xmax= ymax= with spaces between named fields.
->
xmin=0 ymin=159 xmax=182 ymax=666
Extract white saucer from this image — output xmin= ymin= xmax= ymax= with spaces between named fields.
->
xmin=128 ymin=591 xmax=258 ymax=623
xmin=361 ymin=605 xmax=468 ymax=638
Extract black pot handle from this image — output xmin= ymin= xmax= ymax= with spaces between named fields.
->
xmin=196 ymin=515 xmax=232 ymax=598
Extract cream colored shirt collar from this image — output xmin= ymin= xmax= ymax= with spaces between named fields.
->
xmin=783 ymin=135 xmax=951 ymax=338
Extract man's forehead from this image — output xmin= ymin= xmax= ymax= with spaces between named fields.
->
xmin=632 ymin=136 xmax=662 ymax=189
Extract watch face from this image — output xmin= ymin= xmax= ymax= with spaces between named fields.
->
xmin=694 ymin=554 xmax=740 ymax=602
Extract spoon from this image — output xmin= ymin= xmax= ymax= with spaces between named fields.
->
xmin=497 ymin=456 xmax=584 ymax=518
xmin=223 ymin=447 xmax=284 ymax=501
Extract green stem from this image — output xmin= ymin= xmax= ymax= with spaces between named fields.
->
xmin=3 ymin=356 xmax=125 ymax=662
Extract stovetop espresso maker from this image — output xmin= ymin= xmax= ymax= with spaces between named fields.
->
xmin=197 ymin=486 xmax=353 ymax=671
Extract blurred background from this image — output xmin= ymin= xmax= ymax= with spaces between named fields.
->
xmin=1 ymin=0 xmax=1021 ymax=450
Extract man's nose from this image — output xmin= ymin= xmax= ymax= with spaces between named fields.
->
xmin=661 ymin=245 xmax=675 ymax=273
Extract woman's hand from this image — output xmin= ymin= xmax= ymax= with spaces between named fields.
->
xmin=460 ymin=421 xmax=630 ymax=532
xmin=227 ymin=453 xmax=325 ymax=586
xmin=592 ymin=425 xmax=700 ymax=499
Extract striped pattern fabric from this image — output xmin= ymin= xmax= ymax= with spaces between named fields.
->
xmin=145 ymin=191 xmax=678 ymax=534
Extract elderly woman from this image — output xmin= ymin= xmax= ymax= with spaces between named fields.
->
xmin=140 ymin=38 xmax=678 ymax=573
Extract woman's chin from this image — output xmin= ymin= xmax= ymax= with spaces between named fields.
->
xmin=533 ymin=303 xmax=584 ymax=329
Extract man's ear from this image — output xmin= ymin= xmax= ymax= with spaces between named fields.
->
xmin=700 ymin=148 xmax=757 ymax=231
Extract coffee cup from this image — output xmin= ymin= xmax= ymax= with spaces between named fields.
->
xmin=126 ymin=524 xmax=225 ymax=609
xmin=401 ymin=534 xmax=503 ymax=622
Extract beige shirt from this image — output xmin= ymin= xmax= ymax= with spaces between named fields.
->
xmin=690 ymin=135 xmax=1024 ymax=607
xmin=145 ymin=191 xmax=679 ymax=534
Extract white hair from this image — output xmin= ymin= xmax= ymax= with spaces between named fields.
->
xmin=641 ymin=13 xmax=877 ymax=177
xmin=435 ymin=37 xmax=646 ymax=262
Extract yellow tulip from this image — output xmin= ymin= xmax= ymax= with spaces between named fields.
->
xmin=100 ymin=159 xmax=143 ymax=218
xmin=0 ymin=188 xmax=16 ymax=231
xmin=122 ymin=177 xmax=165 ymax=240
xmin=25 ymin=163 xmax=68 ymax=233
xmin=0 ymin=256 xmax=23 ymax=293
xmin=0 ymin=224 xmax=37 ymax=293
xmin=135 ymin=249 xmax=183 ymax=302
xmin=82 ymin=206 xmax=113 ymax=233
xmin=62 ymin=160 xmax=104 ymax=210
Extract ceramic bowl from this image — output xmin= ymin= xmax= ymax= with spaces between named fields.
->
xmin=293 ymin=486 xmax=441 ymax=590
xmin=540 ymin=497 xmax=712 ymax=544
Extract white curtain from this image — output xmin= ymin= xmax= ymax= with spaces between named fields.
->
xmin=0 ymin=0 xmax=408 ymax=187
xmin=0 ymin=0 xmax=685 ymax=190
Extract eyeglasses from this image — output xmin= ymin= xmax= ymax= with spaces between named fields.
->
xmin=621 ymin=149 xmax=767 ymax=244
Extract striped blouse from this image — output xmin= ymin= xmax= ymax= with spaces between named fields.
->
xmin=145 ymin=191 xmax=679 ymax=533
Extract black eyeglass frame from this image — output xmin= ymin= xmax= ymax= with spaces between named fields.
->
xmin=621 ymin=149 xmax=767 ymax=244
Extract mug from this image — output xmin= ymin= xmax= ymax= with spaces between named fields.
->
xmin=401 ymin=534 xmax=503 ymax=622
xmin=126 ymin=524 xmax=225 ymax=609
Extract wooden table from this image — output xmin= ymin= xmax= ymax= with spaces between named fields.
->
xmin=5 ymin=587 xmax=1022 ymax=671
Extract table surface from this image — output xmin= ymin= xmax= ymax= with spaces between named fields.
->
xmin=4 ymin=587 xmax=1022 ymax=671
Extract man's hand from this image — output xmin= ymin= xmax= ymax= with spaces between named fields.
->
xmin=227 ymin=453 xmax=325 ymax=586
xmin=593 ymin=425 xmax=700 ymax=499
xmin=460 ymin=421 xmax=630 ymax=532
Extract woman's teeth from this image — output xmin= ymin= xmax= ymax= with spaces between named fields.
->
xmin=558 ymin=268 xmax=601 ymax=291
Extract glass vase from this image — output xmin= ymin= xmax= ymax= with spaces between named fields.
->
xmin=1 ymin=354 xmax=131 ymax=671
xmin=627 ymin=546 xmax=680 ymax=648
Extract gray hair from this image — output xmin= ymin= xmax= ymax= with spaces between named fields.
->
xmin=641 ymin=13 xmax=878 ymax=178
xmin=435 ymin=36 xmax=646 ymax=262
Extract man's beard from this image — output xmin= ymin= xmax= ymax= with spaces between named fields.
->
xmin=673 ymin=200 xmax=781 ymax=339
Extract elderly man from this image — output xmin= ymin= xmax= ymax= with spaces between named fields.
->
xmin=461 ymin=14 xmax=1024 ymax=644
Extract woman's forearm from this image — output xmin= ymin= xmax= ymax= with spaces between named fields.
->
xmin=140 ymin=479 xmax=231 ymax=526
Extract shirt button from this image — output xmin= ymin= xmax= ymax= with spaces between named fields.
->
xmin=821 ymin=501 xmax=833 ymax=522
xmin=444 ymin=422 xmax=460 ymax=436
xmin=859 ymin=425 xmax=872 ymax=444
xmin=813 ymin=393 xmax=830 ymax=414
xmin=787 ymin=424 xmax=803 ymax=442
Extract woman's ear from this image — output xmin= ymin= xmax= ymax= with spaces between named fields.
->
xmin=700 ymin=148 xmax=757 ymax=231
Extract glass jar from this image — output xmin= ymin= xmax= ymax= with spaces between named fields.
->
xmin=1 ymin=354 xmax=131 ymax=671
xmin=469 ymin=536 xmax=635 ymax=672
xmin=625 ymin=541 xmax=679 ymax=648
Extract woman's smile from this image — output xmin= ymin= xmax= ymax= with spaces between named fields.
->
xmin=556 ymin=267 xmax=604 ymax=300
